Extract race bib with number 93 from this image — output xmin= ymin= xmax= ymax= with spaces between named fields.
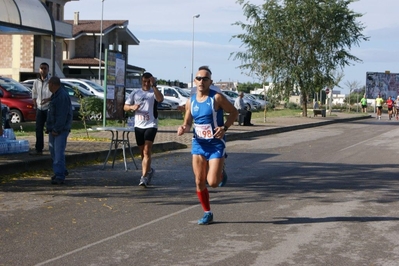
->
xmin=194 ymin=123 xmax=213 ymax=139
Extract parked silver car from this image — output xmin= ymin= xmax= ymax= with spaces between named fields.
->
xmin=245 ymin=93 xmax=268 ymax=109
xmin=221 ymin=90 xmax=261 ymax=110
xmin=125 ymin=88 xmax=179 ymax=110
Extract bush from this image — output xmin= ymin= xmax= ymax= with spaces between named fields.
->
xmin=285 ymin=102 xmax=301 ymax=110
xmin=81 ymin=97 xmax=103 ymax=120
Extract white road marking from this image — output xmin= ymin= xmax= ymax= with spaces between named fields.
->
xmin=339 ymin=137 xmax=378 ymax=152
xmin=35 ymin=201 xmax=211 ymax=265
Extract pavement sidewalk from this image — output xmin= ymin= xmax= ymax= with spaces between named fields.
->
xmin=0 ymin=112 xmax=371 ymax=177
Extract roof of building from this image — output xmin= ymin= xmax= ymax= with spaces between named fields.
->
xmin=0 ymin=0 xmax=53 ymax=35
xmin=64 ymin=20 xmax=139 ymax=45
xmin=63 ymin=57 xmax=145 ymax=73
xmin=64 ymin=57 xmax=101 ymax=66
xmin=65 ymin=20 xmax=125 ymax=35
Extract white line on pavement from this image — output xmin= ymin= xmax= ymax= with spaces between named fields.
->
xmin=35 ymin=202 xmax=208 ymax=265
xmin=339 ymin=136 xmax=378 ymax=152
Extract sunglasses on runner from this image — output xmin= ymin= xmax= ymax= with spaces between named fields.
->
xmin=195 ymin=76 xmax=211 ymax=82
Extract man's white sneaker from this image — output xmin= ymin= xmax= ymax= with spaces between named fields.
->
xmin=139 ymin=176 xmax=149 ymax=187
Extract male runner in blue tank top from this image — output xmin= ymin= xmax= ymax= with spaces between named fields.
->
xmin=177 ymin=66 xmax=238 ymax=225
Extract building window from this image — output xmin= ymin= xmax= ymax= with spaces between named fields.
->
xmin=46 ymin=1 xmax=53 ymax=15
xmin=56 ymin=4 xmax=60 ymax=20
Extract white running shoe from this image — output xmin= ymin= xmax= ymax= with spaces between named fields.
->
xmin=139 ymin=176 xmax=149 ymax=187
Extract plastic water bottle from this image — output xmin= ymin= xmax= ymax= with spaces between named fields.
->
xmin=0 ymin=141 xmax=7 ymax=154
xmin=15 ymin=140 xmax=21 ymax=153
xmin=7 ymin=141 xmax=13 ymax=153
xmin=127 ymin=116 xmax=135 ymax=128
xmin=3 ymin=129 xmax=16 ymax=140
xmin=19 ymin=140 xmax=29 ymax=153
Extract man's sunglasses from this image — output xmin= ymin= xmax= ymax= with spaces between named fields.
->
xmin=195 ymin=76 xmax=210 ymax=82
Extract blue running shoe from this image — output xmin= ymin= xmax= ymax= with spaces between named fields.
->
xmin=198 ymin=212 xmax=213 ymax=225
xmin=219 ymin=166 xmax=228 ymax=187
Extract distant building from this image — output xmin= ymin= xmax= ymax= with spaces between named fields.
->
xmin=330 ymin=93 xmax=346 ymax=105
xmin=64 ymin=13 xmax=144 ymax=87
xmin=213 ymin=81 xmax=238 ymax=91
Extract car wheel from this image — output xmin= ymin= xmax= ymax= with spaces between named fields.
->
xmin=246 ymin=103 xmax=251 ymax=110
xmin=10 ymin=109 xmax=23 ymax=124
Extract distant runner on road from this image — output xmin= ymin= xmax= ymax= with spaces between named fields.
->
xmin=386 ymin=96 xmax=394 ymax=120
xmin=375 ymin=94 xmax=384 ymax=120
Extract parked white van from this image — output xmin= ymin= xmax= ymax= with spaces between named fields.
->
xmin=157 ymin=85 xmax=190 ymax=106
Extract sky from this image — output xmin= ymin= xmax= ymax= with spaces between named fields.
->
xmin=64 ymin=0 xmax=399 ymax=94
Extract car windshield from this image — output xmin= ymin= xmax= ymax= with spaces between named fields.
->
xmin=222 ymin=91 xmax=238 ymax=99
xmin=176 ymin=87 xmax=190 ymax=97
xmin=84 ymin=80 xmax=104 ymax=92
xmin=0 ymin=78 xmax=31 ymax=95
xmin=62 ymin=83 xmax=92 ymax=97
xmin=244 ymin=95 xmax=258 ymax=102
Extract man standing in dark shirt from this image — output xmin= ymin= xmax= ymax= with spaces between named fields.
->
xmin=46 ymin=77 xmax=73 ymax=185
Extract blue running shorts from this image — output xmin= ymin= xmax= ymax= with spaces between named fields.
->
xmin=192 ymin=139 xmax=226 ymax=160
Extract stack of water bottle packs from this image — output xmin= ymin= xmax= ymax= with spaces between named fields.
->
xmin=0 ymin=128 xmax=29 ymax=155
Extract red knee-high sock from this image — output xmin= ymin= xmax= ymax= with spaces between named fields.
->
xmin=197 ymin=188 xmax=211 ymax=212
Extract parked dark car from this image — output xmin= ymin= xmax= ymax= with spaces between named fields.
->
xmin=0 ymin=77 xmax=35 ymax=123
xmin=157 ymin=99 xmax=173 ymax=110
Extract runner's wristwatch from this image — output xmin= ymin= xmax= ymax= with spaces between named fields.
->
xmin=223 ymin=126 xmax=228 ymax=132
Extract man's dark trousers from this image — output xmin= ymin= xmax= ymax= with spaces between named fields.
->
xmin=35 ymin=109 xmax=48 ymax=152
xmin=244 ymin=110 xmax=252 ymax=126
xmin=238 ymin=109 xmax=246 ymax=125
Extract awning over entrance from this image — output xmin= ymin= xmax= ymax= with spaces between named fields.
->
xmin=0 ymin=0 xmax=54 ymax=35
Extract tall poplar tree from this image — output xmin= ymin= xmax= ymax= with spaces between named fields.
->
xmin=232 ymin=0 xmax=368 ymax=116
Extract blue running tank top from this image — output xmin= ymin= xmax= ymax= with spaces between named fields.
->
xmin=190 ymin=90 xmax=225 ymax=145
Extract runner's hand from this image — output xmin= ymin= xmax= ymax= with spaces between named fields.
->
xmin=213 ymin=126 xmax=225 ymax=139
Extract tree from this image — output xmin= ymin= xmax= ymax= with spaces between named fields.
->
xmin=73 ymin=87 xmax=103 ymax=138
xmin=344 ymin=80 xmax=362 ymax=111
xmin=232 ymin=0 xmax=368 ymax=117
xmin=326 ymin=71 xmax=344 ymax=114
xmin=236 ymin=81 xmax=263 ymax=93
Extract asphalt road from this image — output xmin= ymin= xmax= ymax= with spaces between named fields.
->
xmin=2 ymin=117 xmax=399 ymax=266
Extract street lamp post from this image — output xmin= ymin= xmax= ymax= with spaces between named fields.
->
xmin=191 ymin=14 xmax=200 ymax=87
xmin=98 ymin=0 xmax=104 ymax=85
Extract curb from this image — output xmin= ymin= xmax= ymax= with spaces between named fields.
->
xmin=0 ymin=142 xmax=188 ymax=177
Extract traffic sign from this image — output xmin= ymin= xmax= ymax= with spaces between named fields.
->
xmin=325 ymin=88 xmax=330 ymax=94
